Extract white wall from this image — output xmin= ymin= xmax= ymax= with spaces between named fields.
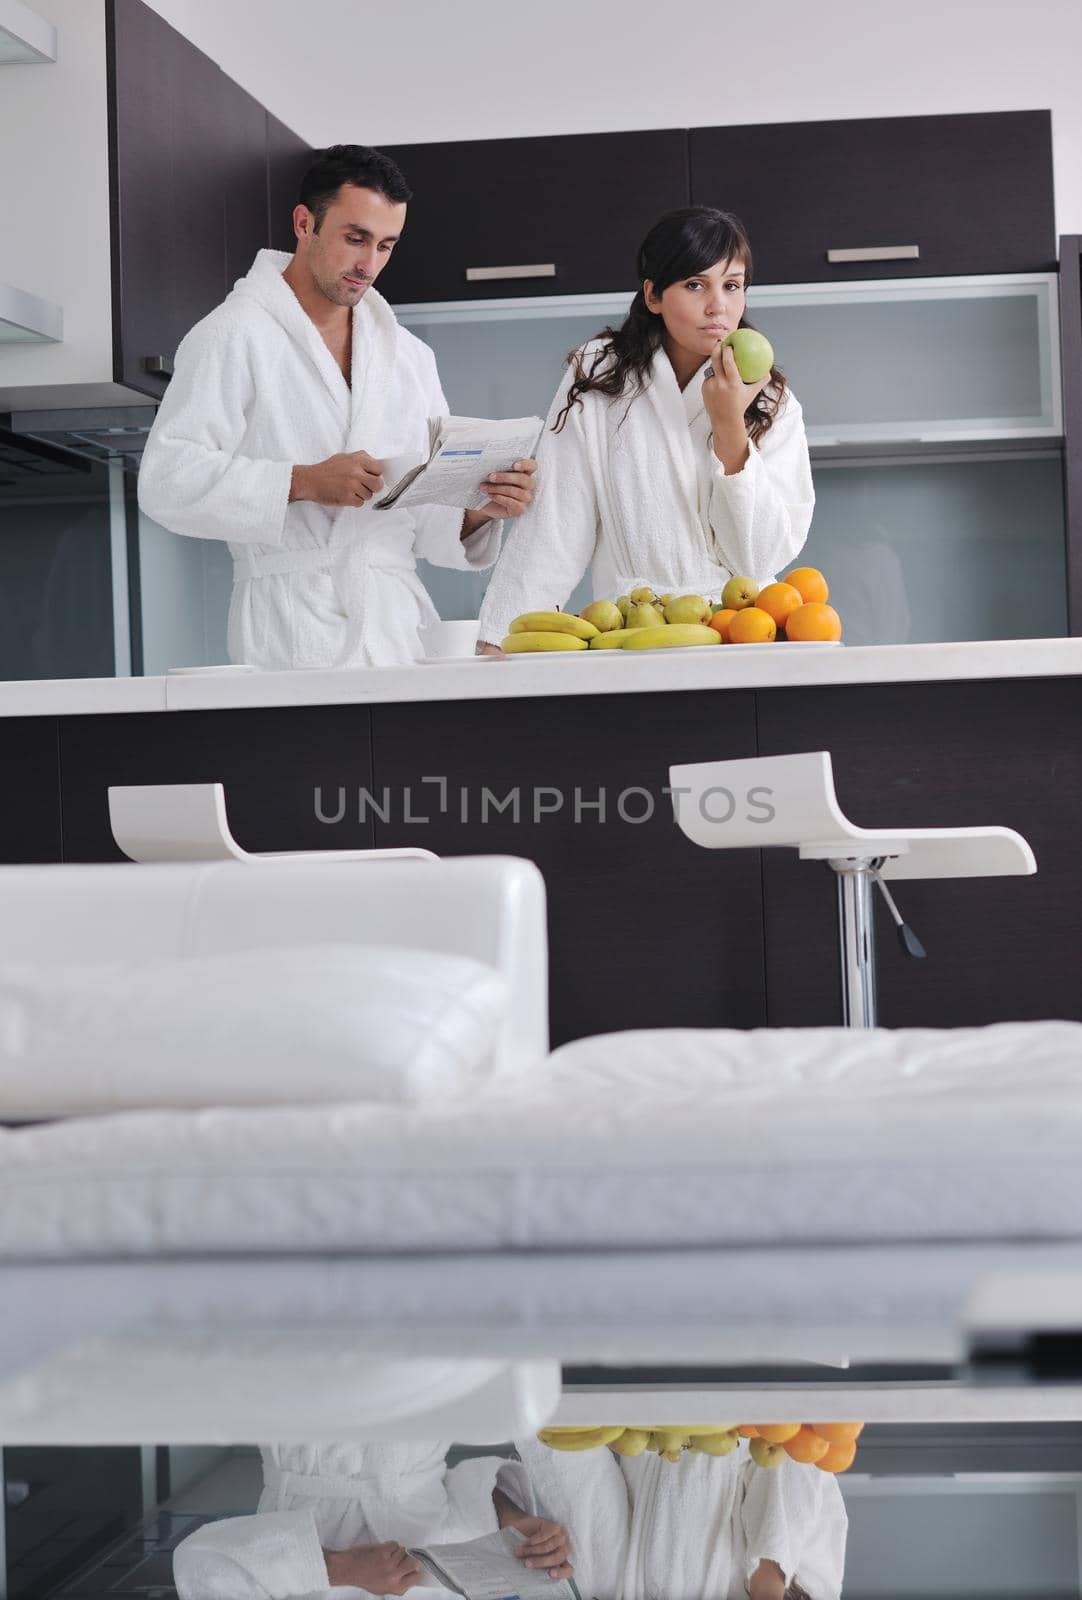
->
xmin=0 ymin=0 xmax=119 ymax=405
xmin=143 ymin=0 xmax=1082 ymax=233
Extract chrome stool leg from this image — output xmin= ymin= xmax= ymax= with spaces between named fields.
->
xmin=832 ymin=859 xmax=878 ymax=1028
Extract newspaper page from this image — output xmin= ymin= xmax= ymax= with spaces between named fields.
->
xmin=410 ymin=1527 xmax=581 ymax=1600
xmin=375 ymin=415 xmax=544 ymax=513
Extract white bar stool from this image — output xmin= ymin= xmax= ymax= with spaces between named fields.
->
xmin=108 ymin=782 xmax=436 ymax=865
xmin=668 ymin=751 xmax=1036 ymax=1027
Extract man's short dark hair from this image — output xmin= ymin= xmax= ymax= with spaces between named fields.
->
xmin=298 ymin=144 xmax=412 ymax=230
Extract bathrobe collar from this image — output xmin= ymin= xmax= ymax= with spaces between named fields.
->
xmin=644 ymin=345 xmax=710 ymax=525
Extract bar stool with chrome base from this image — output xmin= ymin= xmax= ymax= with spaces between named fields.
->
xmin=108 ymin=782 xmax=436 ymax=865
xmin=668 ymin=751 xmax=1036 ymax=1028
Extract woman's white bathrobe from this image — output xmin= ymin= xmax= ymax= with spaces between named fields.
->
xmin=514 ymin=1437 xmax=847 ymax=1600
xmin=172 ymin=1442 xmax=535 ymax=1600
xmin=477 ymin=340 xmax=814 ymax=643
xmin=138 ymin=250 xmax=501 ymax=670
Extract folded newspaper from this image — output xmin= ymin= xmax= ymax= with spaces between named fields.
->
xmin=375 ymin=415 xmax=544 ymax=513
xmin=410 ymin=1527 xmax=582 ymax=1600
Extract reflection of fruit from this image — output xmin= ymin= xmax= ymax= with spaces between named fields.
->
xmin=538 ymin=1426 xmax=626 ymax=1450
xmin=736 ymin=1426 xmax=760 ymax=1438
xmin=755 ymin=582 xmax=804 ymax=630
xmin=589 ymin=628 xmax=636 ymax=649
xmin=630 ymin=585 xmax=657 ymax=605
xmin=749 ymin=1437 xmax=787 ymax=1468
xmin=721 ymin=327 xmax=775 ymax=383
xmin=653 ymin=1429 xmax=691 ymax=1455
xmin=721 ymin=576 xmax=759 ymax=611
xmin=689 ymin=1431 xmax=740 ymax=1456
xmin=814 ymin=1439 xmax=858 ymax=1474
xmin=786 ymin=602 xmax=842 ymax=642
xmin=622 ymin=624 xmax=719 ymax=650
xmin=610 ymin=1429 xmax=651 ymax=1457
xmin=509 ymin=611 xmax=597 ymax=639
xmin=579 ymin=600 xmax=623 ymax=632
xmin=664 ymin=594 xmax=711 ymax=625
xmin=810 ymin=1423 xmax=864 ymax=1443
xmin=783 ymin=1428 xmax=831 ymax=1465
xmin=501 ymin=632 xmax=589 ymax=653
xmin=626 ymin=602 xmax=667 ymax=630
xmin=784 ymin=566 xmax=829 ymax=605
xmin=728 ymin=608 xmax=777 ymax=644
xmin=755 ymin=1424 xmax=802 ymax=1444
xmin=708 ymin=608 xmax=737 ymax=642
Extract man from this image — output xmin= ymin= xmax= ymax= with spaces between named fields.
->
xmin=138 ymin=145 xmax=536 ymax=670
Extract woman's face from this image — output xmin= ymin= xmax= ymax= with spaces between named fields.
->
xmin=645 ymin=255 xmax=747 ymax=365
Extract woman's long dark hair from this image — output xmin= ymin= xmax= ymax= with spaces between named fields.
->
xmin=553 ymin=206 xmax=788 ymax=443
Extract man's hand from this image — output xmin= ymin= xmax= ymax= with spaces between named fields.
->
xmin=323 ymin=1541 xmax=423 ymax=1593
xmin=473 ymin=457 xmax=538 ymax=524
xmin=290 ymin=451 xmax=385 ymax=508
xmin=748 ymin=1557 xmax=787 ymax=1600
xmin=510 ymin=1516 xmax=574 ymax=1582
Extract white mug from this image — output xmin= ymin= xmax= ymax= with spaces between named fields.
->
xmin=419 ymin=620 xmax=481 ymax=659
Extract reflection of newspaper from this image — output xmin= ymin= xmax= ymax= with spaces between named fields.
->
xmin=376 ymin=415 xmax=543 ymax=513
xmin=410 ymin=1527 xmax=581 ymax=1600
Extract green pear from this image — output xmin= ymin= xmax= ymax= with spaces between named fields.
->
xmin=749 ymin=1437 xmax=786 ymax=1469
xmin=626 ymin=602 xmax=667 ymax=629
xmin=664 ymin=594 xmax=711 ymax=625
xmin=657 ymin=592 xmax=675 ymax=609
xmin=721 ymin=575 xmax=759 ymax=610
xmin=580 ymin=599 xmax=624 ymax=632
xmin=629 ymin=585 xmax=657 ymax=605
xmin=616 ymin=594 xmax=631 ymax=620
xmin=691 ymin=1431 xmax=740 ymax=1457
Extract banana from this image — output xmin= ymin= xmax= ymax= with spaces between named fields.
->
xmin=508 ymin=611 xmax=598 ymax=640
xmin=622 ymin=624 xmax=720 ymax=651
xmin=538 ymin=1426 xmax=626 ymax=1451
xmin=609 ymin=1428 xmax=651 ymax=1457
xmin=589 ymin=628 xmax=637 ymax=649
xmin=501 ymin=632 xmax=589 ymax=653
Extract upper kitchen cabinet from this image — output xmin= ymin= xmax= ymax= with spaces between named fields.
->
xmin=689 ymin=111 xmax=1055 ymax=285
xmin=267 ymin=113 xmax=314 ymax=254
xmin=376 ymin=130 xmax=689 ymax=305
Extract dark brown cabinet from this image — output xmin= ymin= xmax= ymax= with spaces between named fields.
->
xmin=105 ymin=0 xmax=311 ymax=400
xmin=376 ymin=129 xmax=690 ymax=304
xmin=689 ymin=110 xmax=1055 ymax=285
xmin=1061 ymin=234 xmax=1082 ymax=632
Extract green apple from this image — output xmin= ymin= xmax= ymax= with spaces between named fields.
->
xmin=626 ymin=602 xmax=666 ymax=629
xmin=721 ymin=327 xmax=774 ymax=383
xmin=664 ymin=594 xmax=711 ymax=625
xmin=721 ymin=576 xmax=759 ymax=610
xmin=749 ymin=1437 xmax=786 ymax=1469
xmin=580 ymin=599 xmax=624 ymax=632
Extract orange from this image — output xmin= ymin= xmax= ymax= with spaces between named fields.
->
xmin=814 ymin=1438 xmax=858 ymax=1474
xmin=783 ymin=1427 xmax=831 ymax=1465
xmin=755 ymin=582 xmax=804 ymax=629
xmin=785 ymin=602 xmax=842 ymax=642
xmin=809 ymin=1423 xmax=864 ymax=1443
xmin=736 ymin=1425 xmax=760 ymax=1438
xmin=783 ymin=566 xmax=829 ymax=604
xmin=727 ymin=607 xmax=777 ymax=644
xmin=754 ymin=1424 xmax=802 ymax=1444
xmin=708 ymin=608 xmax=738 ymax=642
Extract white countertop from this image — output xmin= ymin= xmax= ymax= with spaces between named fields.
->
xmin=2 ymin=637 xmax=1081 ymax=719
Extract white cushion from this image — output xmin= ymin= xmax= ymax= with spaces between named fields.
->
xmin=0 ymin=945 xmax=507 ymax=1117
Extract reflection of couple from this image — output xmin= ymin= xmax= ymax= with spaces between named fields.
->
xmin=174 ymin=1436 xmax=846 ymax=1598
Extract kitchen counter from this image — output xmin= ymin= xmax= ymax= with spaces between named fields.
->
xmin=1 ymin=636 xmax=1081 ymax=718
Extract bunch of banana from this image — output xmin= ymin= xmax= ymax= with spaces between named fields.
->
xmin=537 ymin=1425 xmax=742 ymax=1462
xmin=501 ymin=612 xmax=596 ymax=653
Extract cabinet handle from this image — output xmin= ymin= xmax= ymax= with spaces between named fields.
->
xmin=464 ymin=263 xmax=557 ymax=283
xmin=144 ymin=355 xmax=174 ymax=379
xmin=826 ymin=245 xmax=920 ymax=264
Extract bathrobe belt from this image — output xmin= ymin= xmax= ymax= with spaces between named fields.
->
xmin=261 ymin=1464 xmax=430 ymax=1501
xmin=233 ymin=536 xmax=415 ymax=581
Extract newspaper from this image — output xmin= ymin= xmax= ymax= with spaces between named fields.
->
xmin=375 ymin=415 xmax=544 ymax=513
xmin=410 ymin=1527 xmax=582 ymax=1600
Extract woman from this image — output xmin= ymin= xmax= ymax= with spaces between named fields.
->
xmin=476 ymin=206 xmax=813 ymax=649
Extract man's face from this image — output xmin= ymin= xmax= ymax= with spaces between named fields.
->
xmin=295 ymin=183 xmax=407 ymax=307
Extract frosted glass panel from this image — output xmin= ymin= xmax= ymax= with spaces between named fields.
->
xmin=139 ymin=512 xmax=232 ymax=672
xmin=805 ymin=456 xmax=1067 ymax=644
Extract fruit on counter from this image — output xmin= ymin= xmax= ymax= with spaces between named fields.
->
xmin=755 ymin=582 xmax=804 ymax=631
xmin=720 ymin=327 xmax=775 ymax=384
xmin=508 ymin=610 xmax=598 ymax=640
xmin=623 ymin=624 xmax=720 ymax=650
xmin=663 ymin=593 xmax=711 ymax=625
xmin=749 ymin=1437 xmax=787 ymax=1469
xmin=707 ymin=607 xmax=737 ymax=642
xmin=657 ymin=592 xmax=675 ymax=608
xmin=727 ymin=607 xmax=777 ymax=644
xmin=626 ymin=601 xmax=668 ymax=629
xmin=721 ymin=575 xmax=760 ymax=611
xmin=501 ymin=631 xmax=589 ymax=653
xmin=783 ymin=565 xmax=829 ymax=605
xmin=609 ymin=1428 xmax=652 ymax=1457
xmin=616 ymin=594 xmax=632 ymax=619
xmin=629 ymin=584 xmax=658 ymax=605
xmin=579 ymin=599 xmax=624 ymax=632
xmin=809 ymin=1423 xmax=864 ymax=1443
xmin=754 ymin=1424 xmax=803 ymax=1444
xmin=589 ymin=627 xmax=638 ymax=648
xmin=785 ymin=601 xmax=843 ymax=642
xmin=782 ymin=1427 xmax=832 ymax=1465
xmin=814 ymin=1438 xmax=858 ymax=1474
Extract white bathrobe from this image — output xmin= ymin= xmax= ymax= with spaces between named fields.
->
xmin=138 ymin=250 xmax=502 ymax=670
xmin=172 ymin=1442 xmax=534 ymax=1600
xmin=477 ymin=340 xmax=814 ymax=643
xmin=514 ymin=1439 xmax=847 ymax=1600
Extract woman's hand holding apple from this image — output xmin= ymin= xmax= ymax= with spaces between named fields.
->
xmin=704 ymin=343 xmax=771 ymax=474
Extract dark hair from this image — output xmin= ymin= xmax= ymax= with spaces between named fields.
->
xmin=553 ymin=205 xmax=787 ymax=444
xmin=298 ymin=144 xmax=412 ymax=230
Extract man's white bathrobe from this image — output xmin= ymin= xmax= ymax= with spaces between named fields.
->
xmin=477 ymin=340 xmax=814 ymax=643
xmin=172 ymin=1442 xmax=535 ymax=1600
xmin=138 ymin=250 xmax=501 ymax=670
xmin=515 ymin=1437 xmax=847 ymax=1600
